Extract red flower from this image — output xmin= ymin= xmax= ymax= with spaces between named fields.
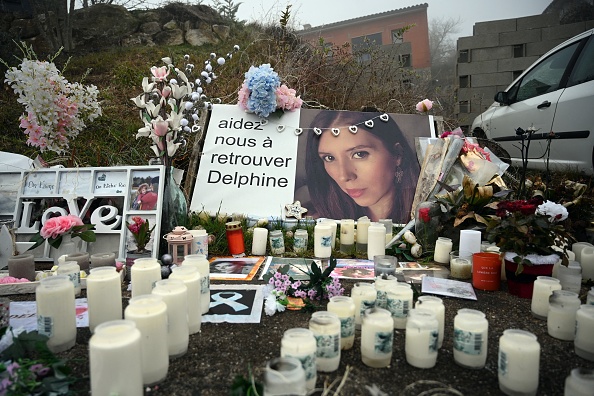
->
xmin=418 ymin=207 xmax=431 ymax=223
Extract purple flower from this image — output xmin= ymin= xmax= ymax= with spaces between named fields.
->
xmin=7 ymin=362 xmax=19 ymax=376
xmin=273 ymin=272 xmax=282 ymax=279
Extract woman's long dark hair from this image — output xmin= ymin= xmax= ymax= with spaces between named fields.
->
xmin=305 ymin=111 xmax=418 ymax=223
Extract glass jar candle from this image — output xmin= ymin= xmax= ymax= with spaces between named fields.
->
xmin=385 ymin=282 xmax=413 ymax=329
xmin=66 ymin=251 xmax=90 ymax=272
xmin=225 ymin=221 xmax=245 ymax=256
xmin=574 ymin=304 xmax=594 ymax=361
xmin=314 ymin=224 xmax=332 ymax=258
xmin=356 ymin=217 xmax=370 ymax=253
xmin=351 ymin=282 xmax=377 ymax=327
xmin=124 ymin=295 xmax=169 ymax=385
xmin=36 ymin=275 xmax=76 ymax=353
xmin=130 ymin=257 xmax=161 ymax=298
xmin=374 ymin=275 xmax=399 ymax=309
xmin=321 ymin=219 xmax=338 ymax=250
xmin=89 ymin=320 xmax=143 ymax=396
xmin=361 ymin=307 xmax=394 ymax=368
xmin=415 ymin=295 xmax=445 ymax=349
xmin=57 ymin=260 xmax=81 ymax=297
xmin=498 ymin=329 xmax=540 ymax=396
xmin=280 ymin=328 xmax=317 ymax=392
xmin=339 ymin=219 xmax=355 ymax=254
xmin=434 ymin=237 xmax=453 ymax=264
xmin=405 ymin=309 xmax=439 ymax=369
xmin=557 ymin=261 xmax=582 ymax=294
xmin=169 ymin=265 xmax=202 ymax=335
xmin=453 ymin=308 xmax=488 ymax=369
xmin=87 ymin=266 xmax=123 ymax=333
xmin=269 ymin=230 xmax=285 ymax=255
xmin=449 ymin=250 xmax=472 ymax=280
xmin=530 ymin=276 xmax=562 ymax=320
xmin=293 ymin=229 xmax=308 ymax=254
xmin=264 ymin=356 xmax=306 ymax=396
xmin=152 ymin=279 xmax=189 ymax=358
xmin=367 ymin=223 xmax=386 ymax=260
xmin=308 ymin=311 xmax=341 ymax=372
xmin=251 ymin=227 xmax=268 ymax=256
xmin=373 ymin=255 xmax=397 ymax=278
xmin=547 ymin=290 xmax=581 ymax=341
xmin=182 ymin=254 xmax=210 ymax=314
xmin=327 ymin=296 xmax=356 ymax=350
xmin=564 ymin=368 xmax=594 ymax=396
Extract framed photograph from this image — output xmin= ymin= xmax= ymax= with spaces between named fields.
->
xmin=208 ymin=256 xmax=265 ymax=281
xmin=130 ymin=170 xmax=161 ymax=211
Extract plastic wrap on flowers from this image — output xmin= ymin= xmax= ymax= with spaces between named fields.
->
xmin=414 ymin=201 xmax=441 ymax=255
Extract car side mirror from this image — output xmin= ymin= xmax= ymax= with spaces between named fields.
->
xmin=494 ymin=91 xmax=510 ymax=105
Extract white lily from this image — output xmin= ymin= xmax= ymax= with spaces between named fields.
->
xmin=141 ymin=77 xmax=155 ymax=93
xmin=168 ymin=109 xmax=185 ymax=130
xmin=177 ymin=70 xmax=189 ymax=84
xmin=151 ymin=145 xmax=160 ymax=157
xmin=136 ymin=123 xmax=151 ymax=138
xmin=145 ymin=102 xmax=161 ymax=118
xmin=161 ymin=57 xmax=172 ymax=65
xmin=170 ymin=83 xmax=189 ymax=100
xmin=130 ymin=94 xmax=146 ymax=109
xmin=167 ymin=140 xmax=181 ymax=157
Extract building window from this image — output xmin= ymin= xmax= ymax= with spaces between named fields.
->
xmin=399 ymin=54 xmax=411 ymax=67
xmin=324 ymin=42 xmax=334 ymax=58
xmin=512 ymin=70 xmax=523 ymax=80
xmin=351 ymin=32 xmax=383 ymax=50
xmin=459 ymin=100 xmax=470 ymax=113
xmin=513 ymin=44 xmax=525 ymax=58
xmin=459 ymin=75 xmax=470 ymax=88
xmin=459 ymin=49 xmax=470 ymax=63
xmin=391 ymin=29 xmax=403 ymax=44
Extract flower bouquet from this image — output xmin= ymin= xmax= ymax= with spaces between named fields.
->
xmin=126 ymin=216 xmax=155 ymax=254
xmin=29 ymin=215 xmax=96 ymax=250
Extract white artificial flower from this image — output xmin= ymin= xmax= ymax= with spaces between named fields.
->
xmin=536 ymin=200 xmax=569 ymax=222
xmin=411 ymin=243 xmax=423 ymax=258
xmin=403 ymin=230 xmax=417 ymax=245
xmin=141 ymin=77 xmax=155 ymax=93
xmin=265 ymin=295 xmax=278 ymax=316
xmin=161 ymin=57 xmax=172 ymax=65
xmin=276 ymin=302 xmax=286 ymax=313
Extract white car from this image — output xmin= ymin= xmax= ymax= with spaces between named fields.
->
xmin=471 ymin=28 xmax=594 ymax=175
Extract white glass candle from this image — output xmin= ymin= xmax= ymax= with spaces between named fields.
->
xmin=89 ymin=320 xmax=143 ymax=396
xmin=152 ymin=279 xmax=189 ymax=358
xmin=356 ymin=216 xmax=370 ymax=252
xmin=453 ymin=308 xmax=488 ymax=369
xmin=90 ymin=252 xmax=116 ymax=268
xmin=547 ymin=290 xmax=581 ymax=341
xmin=36 ymin=275 xmax=76 ymax=353
xmin=130 ymin=257 xmax=161 ymax=298
xmin=57 ymin=260 xmax=81 ymax=297
xmin=182 ymin=254 xmax=210 ymax=314
xmin=574 ymin=304 xmax=594 ymax=361
xmin=87 ymin=266 xmax=123 ymax=333
xmin=264 ymin=356 xmax=306 ymax=396
xmin=553 ymin=250 xmax=576 ymax=279
xmin=314 ymin=224 xmax=332 ymax=258
xmin=415 ymin=295 xmax=445 ymax=349
xmin=572 ymin=242 xmax=594 ymax=263
xmin=308 ymin=311 xmax=341 ymax=372
xmin=459 ymin=230 xmax=482 ymax=257
xmin=340 ymin=219 xmax=355 ymax=254
xmin=564 ymin=367 xmax=594 ymax=396
xmin=251 ymin=227 xmax=268 ymax=255
xmin=66 ymin=251 xmax=90 ymax=272
xmin=169 ymin=265 xmax=202 ymax=335
xmin=269 ymin=230 xmax=285 ymax=255
xmin=293 ymin=229 xmax=308 ymax=254
xmin=379 ymin=219 xmax=393 ymax=245
xmin=189 ymin=229 xmax=208 ymax=256
xmin=327 ymin=296 xmax=356 ymax=350
xmin=373 ymin=255 xmax=397 ymax=278
xmin=434 ymin=237 xmax=453 ymax=264
xmin=588 ymin=286 xmax=594 ymax=305
xmin=124 ymin=295 xmax=169 ymax=385
xmin=367 ymin=223 xmax=386 ymax=260
xmin=361 ymin=307 xmax=394 ymax=368
xmin=385 ymin=282 xmax=413 ymax=329
xmin=579 ymin=246 xmax=594 ymax=283
xmin=280 ymin=328 xmax=317 ymax=392
xmin=374 ymin=275 xmax=399 ymax=310
xmin=405 ymin=309 xmax=439 ymax=368
xmin=351 ymin=282 xmax=377 ymax=327
xmin=498 ymin=329 xmax=540 ymax=396
xmin=530 ymin=276 xmax=562 ymax=320
xmin=450 ymin=250 xmax=472 ymax=280
xmin=558 ymin=261 xmax=582 ymax=294
xmin=322 ymin=219 xmax=338 ymax=249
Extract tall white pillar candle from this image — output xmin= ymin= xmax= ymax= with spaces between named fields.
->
xmin=498 ymin=329 xmax=540 ymax=396
xmin=361 ymin=307 xmax=394 ymax=368
xmin=182 ymin=254 xmax=210 ymax=314
xmin=572 ymin=242 xmax=594 ymax=263
xmin=57 ymin=260 xmax=81 ymax=297
xmin=327 ymin=296 xmax=356 ymax=350
xmin=340 ymin=219 xmax=355 ymax=254
xmin=89 ymin=320 xmax=143 ymax=396
xmin=356 ymin=217 xmax=370 ymax=252
xmin=434 ymin=237 xmax=453 ymax=264
xmin=314 ymin=224 xmax=332 ymax=258
xmin=367 ymin=223 xmax=386 ymax=260
xmin=280 ymin=328 xmax=317 ymax=392
xmin=124 ymin=295 xmax=169 ymax=385
xmin=87 ymin=266 xmax=123 ymax=333
xmin=351 ymin=282 xmax=377 ymax=327
xmin=405 ymin=309 xmax=439 ymax=368
xmin=322 ymin=219 xmax=338 ymax=249
xmin=453 ymin=308 xmax=488 ymax=369
xmin=130 ymin=257 xmax=161 ymax=298
xmin=458 ymin=230 xmax=482 ymax=258
xmin=251 ymin=227 xmax=268 ymax=255
xmin=152 ymin=279 xmax=189 ymax=358
xmin=580 ymin=247 xmax=594 ymax=283
xmin=169 ymin=265 xmax=202 ymax=335
xmin=547 ymin=290 xmax=580 ymax=341
xmin=308 ymin=311 xmax=341 ymax=372
xmin=385 ymin=282 xmax=413 ymax=329
xmin=36 ymin=275 xmax=76 ymax=353
xmin=574 ymin=304 xmax=594 ymax=361
xmin=415 ymin=295 xmax=445 ymax=349
xmin=557 ymin=261 xmax=582 ymax=294
xmin=530 ymin=276 xmax=562 ymax=320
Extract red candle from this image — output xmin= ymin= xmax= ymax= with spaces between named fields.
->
xmin=225 ymin=221 xmax=245 ymax=256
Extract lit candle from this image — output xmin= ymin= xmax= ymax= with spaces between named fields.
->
xmin=415 ymin=295 xmax=445 ymax=349
xmin=434 ymin=237 xmax=453 ymax=264
xmin=314 ymin=224 xmax=332 ymax=259
xmin=580 ymin=247 xmax=594 ymax=283
xmin=361 ymin=307 xmax=394 ymax=368
xmin=251 ymin=227 xmax=268 ymax=255
xmin=453 ymin=308 xmax=488 ymax=369
xmin=57 ymin=260 xmax=81 ymax=297
xmin=547 ymin=290 xmax=580 ymax=341
xmin=530 ymin=276 xmax=562 ymax=320
xmin=350 ymin=283 xmax=377 ymax=330
xmin=36 ymin=275 xmax=76 ymax=353
xmin=152 ymin=279 xmax=189 ymax=358
xmin=367 ymin=223 xmax=386 ymax=260
xmin=498 ymin=329 xmax=540 ymax=396
xmin=264 ymin=357 xmax=306 ymax=396
xmin=89 ymin=320 xmax=143 ymax=395
xmin=405 ymin=309 xmax=439 ymax=368
xmin=169 ymin=265 xmax=202 ymax=335
xmin=574 ymin=304 xmax=594 ymax=361
xmin=308 ymin=311 xmax=341 ymax=372
xmin=7 ymin=253 xmax=36 ymax=281
xmin=339 ymin=219 xmax=355 ymax=254
xmin=384 ymin=282 xmax=413 ymax=329
xmin=450 ymin=250 xmax=472 ymax=280
xmin=124 ymin=295 xmax=169 ymax=385
xmin=564 ymin=368 xmax=594 ymax=395
xmin=458 ymin=230 xmax=482 ymax=258
xmin=269 ymin=230 xmax=285 ymax=255
xmin=90 ymin=252 xmax=116 ymax=268
xmin=293 ymin=229 xmax=308 ymax=254
xmin=182 ymin=254 xmax=211 ymax=314
xmin=280 ymin=328 xmax=317 ymax=392
xmin=327 ymin=296 xmax=356 ymax=350
xmin=374 ymin=275 xmax=399 ymax=310
xmin=356 ymin=217 xmax=370 ymax=253
xmin=87 ymin=266 xmax=123 ymax=333
xmin=322 ymin=219 xmax=338 ymax=249
xmin=130 ymin=257 xmax=161 ymax=298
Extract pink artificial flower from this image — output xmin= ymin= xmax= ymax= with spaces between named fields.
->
xmin=275 ymin=84 xmax=303 ymax=111
xmin=150 ymin=66 xmax=170 ymax=81
xmin=0 ymin=276 xmax=29 ymax=284
xmin=237 ymin=82 xmax=250 ymax=110
xmin=153 ymin=120 xmax=169 ymax=137
xmin=40 ymin=214 xmax=83 ymax=239
xmin=416 ymin=99 xmax=433 ymax=113
xmin=131 ymin=216 xmax=145 ymax=225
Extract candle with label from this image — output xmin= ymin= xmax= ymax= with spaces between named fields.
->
xmin=264 ymin=357 xmax=306 ymax=396
xmin=498 ymin=329 xmax=540 ymax=396
xmin=182 ymin=254 xmax=211 ymax=314
xmin=314 ymin=224 xmax=332 ymax=258
xmin=57 ymin=260 xmax=81 ymax=296
xmin=225 ymin=221 xmax=245 ymax=257
xmin=385 ymin=282 xmax=413 ymax=329
xmin=130 ymin=257 xmax=162 ymax=298
xmin=530 ymin=276 xmax=562 ymax=319
xmin=269 ymin=230 xmax=285 ymax=255
xmin=405 ymin=309 xmax=439 ymax=368
xmin=367 ymin=222 xmax=386 ymax=260
xmin=66 ymin=252 xmax=90 ymax=272
xmin=547 ymin=290 xmax=580 ymax=341
xmin=152 ymin=279 xmax=189 ymax=358
xmin=309 ymin=311 xmax=341 ymax=372
xmin=574 ymin=304 xmax=594 ymax=361
xmin=434 ymin=237 xmax=453 ymax=264
xmin=280 ymin=328 xmax=317 ymax=392
xmin=124 ymin=295 xmax=169 ymax=385
xmin=327 ymin=296 xmax=356 ymax=350
xmin=415 ymin=295 xmax=445 ymax=348
xmin=251 ymin=227 xmax=268 ymax=255
xmin=351 ymin=282 xmax=377 ymax=327
xmin=87 ymin=266 xmax=123 ymax=333
xmin=374 ymin=275 xmax=399 ymax=309
xmin=340 ymin=219 xmax=355 ymax=253
xmin=189 ymin=229 xmax=208 ymax=256
xmin=322 ymin=219 xmax=338 ymax=249
xmin=293 ymin=229 xmax=308 ymax=254
xmin=356 ymin=216 xmax=370 ymax=253
xmin=361 ymin=307 xmax=394 ymax=368
xmin=169 ymin=265 xmax=202 ymax=335
xmin=36 ymin=275 xmax=76 ymax=353
xmin=453 ymin=309 xmax=488 ymax=369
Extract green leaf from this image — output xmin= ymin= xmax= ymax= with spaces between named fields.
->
xmin=77 ymin=230 xmax=96 ymax=242
xmin=29 ymin=233 xmax=46 ymax=250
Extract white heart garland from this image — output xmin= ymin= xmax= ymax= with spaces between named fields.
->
xmin=348 ymin=125 xmax=358 ymax=134
xmin=277 ymin=125 xmax=286 ymax=132
xmin=331 ymin=128 xmax=340 ymax=136
xmin=365 ymin=120 xmax=374 ymax=128
xmin=380 ymin=113 xmax=389 ymax=122
xmin=314 ymin=127 xmax=322 ymax=135
xmin=294 ymin=128 xmax=303 ymax=136
xmin=260 ymin=119 xmax=269 ymax=125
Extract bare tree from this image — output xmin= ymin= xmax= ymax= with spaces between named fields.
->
xmin=429 ymin=16 xmax=462 ymax=67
